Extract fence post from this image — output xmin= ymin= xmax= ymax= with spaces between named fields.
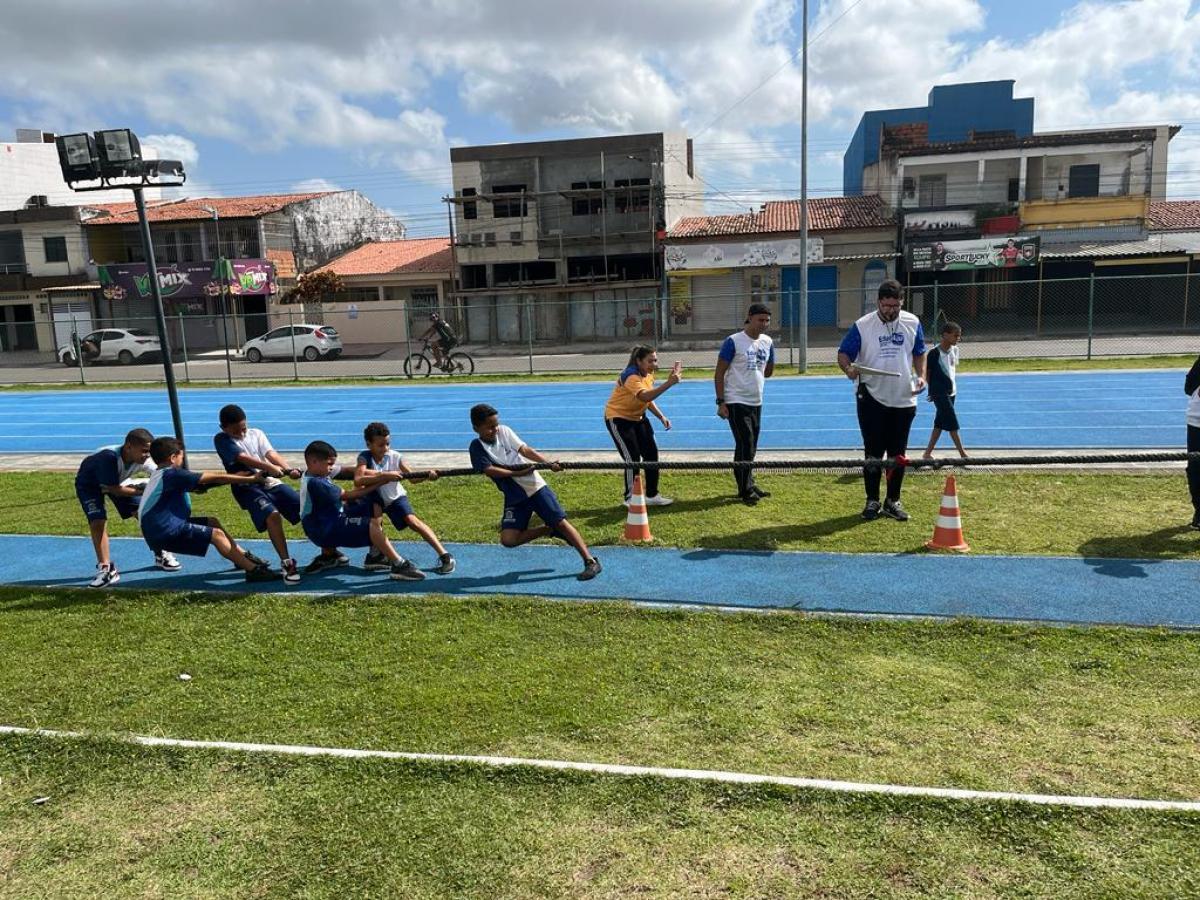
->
xmin=71 ymin=316 xmax=86 ymax=385
xmin=525 ymin=298 xmax=534 ymax=376
xmin=1183 ymin=270 xmax=1192 ymax=329
xmin=789 ymin=286 xmax=796 ymax=368
xmin=931 ymin=281 xmax=939 ymax=330
xmin=178 ymin=312 xmax=191 ymax=383
xmin=288 ymin=308 xmax=299 ymax=381
xmin=1086 ymin=273 xmax=1095 ymax=360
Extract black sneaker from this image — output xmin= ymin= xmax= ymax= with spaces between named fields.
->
xmin=390 ymin=559 xmax=426 ymax=581
xmin=862 ymin=500 xmax=882 ymax=521
xmin=245 ymin=564 xmax=280 ymax=583
xmin=304 ymin=552 xmax=348 ymax=574
xmin=244 ymin=550 xmax=271 ymax=569
xmin=363 ymin=549 xmax=390 ymax=571
xmin=578 ymin=556 xmax=602 ymax=581
xmin=433 ymin=553 xmax=456 ymax=575
xmin=751 ymin=486 xmax=772 ymax=498
xmin=740 ymin=492 xmax=759 ymax=506
xmin=1191 ymin=515 xmax=1200 ymax=531
xmin=882 ymin=498 xmax=910 ymax=522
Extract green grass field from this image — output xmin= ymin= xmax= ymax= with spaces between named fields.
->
xmin=3 ymin=466 xmax=1199 ymax=895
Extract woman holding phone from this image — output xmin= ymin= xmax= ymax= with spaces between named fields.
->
xmin=603 ymin=345 xmax=682 ymax=507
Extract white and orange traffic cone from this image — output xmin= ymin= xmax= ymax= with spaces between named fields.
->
xmin=623 ymin=474 xmax=653 ymax=542
xmin=925 ymin=475 xmax=970 ymax=552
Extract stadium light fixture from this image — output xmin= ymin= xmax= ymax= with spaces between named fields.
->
xmin=55 ymin=132 xmax=100 ymax=185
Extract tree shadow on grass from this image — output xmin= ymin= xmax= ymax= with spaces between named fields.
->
xmin=1077 ymin=524 xmax=1200 ymax=578
xmin=689 ymin=513 xmax=867 ymax=551
xmin=570 ymin=496 xmax=742 ymax=529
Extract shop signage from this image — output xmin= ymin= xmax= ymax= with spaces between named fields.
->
xmin=906 ymin=236 xmax=1040 ymax=271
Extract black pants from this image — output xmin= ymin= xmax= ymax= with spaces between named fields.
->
xmin=726 ymin=403 xmax=762 ymax=497
xmin=1188 ymin=425 xmax=1200 ymax=516
xmin=606 ymin=417 xmax=660 ymax=500
xmin=856 ymin=388 xmax=917 ymax=502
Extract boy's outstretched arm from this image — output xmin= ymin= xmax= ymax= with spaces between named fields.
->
xmin=198 ymin=471 xmax=268 ymax=487
xmin=518 ymin=445 xmax=561 ymax=472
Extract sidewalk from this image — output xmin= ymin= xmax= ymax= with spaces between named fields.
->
xmin=4 ymin=534 xmax=1196 ymax=629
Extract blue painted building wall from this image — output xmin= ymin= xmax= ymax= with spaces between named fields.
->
xmin=843 ymin=81 xmax=1035 ymax=195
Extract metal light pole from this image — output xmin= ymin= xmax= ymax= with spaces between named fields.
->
xmin=134 ymin=188 xmax=187 ymax=448
xmin=798 ymin=0 xmax=810 ymax=373
xmin=202 ymin=205 xmax=234 ymax=385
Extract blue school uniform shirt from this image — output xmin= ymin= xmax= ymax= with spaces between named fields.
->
xmin=139 ymin=467 xmax=202 ymax=540
xmin=75 ymin=446 xmax=156 ymax=491
xmin=300 ymin=473 xmax=345 ymax=543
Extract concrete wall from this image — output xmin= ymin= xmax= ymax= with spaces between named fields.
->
xmin=0 ymin=137 xmax=164 ymax=211
xmin=19 ymin=220 xmax=89 ymax=278
xmin=286 ymin=191 xmax=406 ymax=270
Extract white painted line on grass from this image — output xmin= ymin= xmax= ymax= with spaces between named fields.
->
xmin=3 ymin=725 xmax=1197 ymax=813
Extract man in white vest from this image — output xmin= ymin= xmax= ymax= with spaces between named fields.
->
xmin=837 ymin=279 xmax=927 ymax=521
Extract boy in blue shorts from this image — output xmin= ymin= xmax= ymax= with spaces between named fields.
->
xmin=214 ymin=403 xmax=311 ymax=585
xmin=75 ymin=427 xmax=177 ymax=588
xmin=469 ymin=403 xmax=601 ymax=581
xmin=140 ymin=437 xmax=280 ymax=583
xmin=354 ymin=421 xmax=455 ymax=574
xmin=300 ymin=440 xmax=425 ymax=581
xmin=922 ymin=321 xmax=968 ymax=460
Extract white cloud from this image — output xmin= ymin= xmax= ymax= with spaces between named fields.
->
xmin=291 ymin=178 xmax=346 ymax=193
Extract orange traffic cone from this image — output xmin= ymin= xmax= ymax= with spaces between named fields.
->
xmin=925 ymin=475 xmax=970 ymax=552
xmin=623 ymin=474 xmax=653 ymax=542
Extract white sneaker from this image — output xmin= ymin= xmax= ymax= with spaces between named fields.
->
xmin=155 ymin=551 xmax=182 ymax=572
xmin=281 ymin=558 xmax=301 ymax=585
xmin=645 ymin=495 xmax=674 ymax=507
xmin=88 ymin=563 xmax=119 ymax=588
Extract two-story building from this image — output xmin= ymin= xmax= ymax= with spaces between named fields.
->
xmin=82 ymin=191 xmax=405 ymax=349
xmin=447 ymin=132 xmax=703 ymax=345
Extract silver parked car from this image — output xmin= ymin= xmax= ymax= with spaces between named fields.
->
xmin=59 ymin=328 xmax=162 ymax=367
xmin=241 ymin=324 xmax=343 ymax=363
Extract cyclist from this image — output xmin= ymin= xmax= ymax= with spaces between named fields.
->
xmin=418 ymin=313 xmax=458 ymax=370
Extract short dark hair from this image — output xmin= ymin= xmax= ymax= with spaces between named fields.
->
xmin=470 ymin=403 xmax=498 ymax=427
xmin=218 ymin=404 xmax=246 ymax=427
xmin=941 ymin=321 xmax=962 ymax=335
xmin=150 ymin=436 xmax=183 ymax=465
xmin=124 ymin=428 xmax=153 ymax=447
xmin=304 ymin=440 xmax=338 ymax=463
xmin=878 ymin=279 xmax=902 ymax=300
xmin=364 ymin=421 xmax=390 ymax=443
xmin=747 ymin=302 xmax=771 ymax=318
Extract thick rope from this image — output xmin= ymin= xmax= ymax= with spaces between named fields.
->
xmin=407 ymin=451 xmax=1200 ymax=480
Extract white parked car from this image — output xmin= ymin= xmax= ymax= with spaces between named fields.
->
xmin=241 ymin=324 xmax=343 ymax=363
xmin=59 ymin=328 xmax=162 ymax=367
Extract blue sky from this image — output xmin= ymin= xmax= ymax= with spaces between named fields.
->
xmin=1 ymin=0 xmax=1198 ymax=236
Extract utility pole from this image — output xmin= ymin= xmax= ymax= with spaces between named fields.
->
xmin=798 ymin=0 xmax=810 ymax=373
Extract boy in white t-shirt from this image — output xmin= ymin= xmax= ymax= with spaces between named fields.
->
xmin=353 ymin=421 xmax=455 ymax=574
xmin=922 ymin=322 xmax=967 ymax=459
xmin=468 ymin=403 xmax=601 ymax=581
xmin=714 ymin=303 xmax=775 ymax=505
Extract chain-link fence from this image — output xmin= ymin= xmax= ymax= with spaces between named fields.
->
xmin=4 ymin=271 xmax=1199 ymax=384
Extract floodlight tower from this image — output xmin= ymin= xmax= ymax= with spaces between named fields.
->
xmin=56 ymin=129 xmax=189 ymax=455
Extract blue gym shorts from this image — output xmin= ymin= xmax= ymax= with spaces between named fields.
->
xmin=145 ymin=517 xmax=214 ymax=557
xmin=232 ymin=483 xmax=301 ymax=532
xmin=932 ymin=395 xmax=960 ymax=432
xmin=501 ymin=486 xmax=567 ymax=532
xmin=76 ymin=486 xmax=140 ymax=522
xmin=345 ymin=492 xmax=415 ymax=530
xmin=304 ymin=515 xmax=373 ymax=549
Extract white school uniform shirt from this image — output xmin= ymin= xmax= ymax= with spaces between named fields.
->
xmin=718 ymin=331 xmax=775 ymax=406
xmin=846 ymin=309 xmax=926 ymax=409
xmin=98 ymin=444 xmax=158 ymax=484
xmin=220 ymin=427 xmax=283 ymax=488
xmin=938 ymin=344 xmax=959 ymax=397
xmin=1188 ymin=387 xmax=1200 ymax=428
xmin=473 ymin=425 xmax=546 ymax=498
xmin=358 ymin=448 xmax=407 ymax=505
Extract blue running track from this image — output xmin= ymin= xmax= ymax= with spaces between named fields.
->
xmin=0 ymin=369 xmax=1187 ymax=453
xmin=2 ymin=535 xmax=1197 ymax=629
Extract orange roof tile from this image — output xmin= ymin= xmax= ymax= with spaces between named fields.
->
xmin=266 ymin=248 xmax=297 ymax=280
xmin=670 ymin=196 xmax=894 ymax=239
xmin=312 ymin=238 xmax=452 ymax=277
xmin=1148 ymin=200 xmax=1200 ymax=231
xmin=82 ymin=192 xmax=336 ymax=225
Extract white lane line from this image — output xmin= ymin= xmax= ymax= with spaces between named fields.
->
xmin=2 ymin=725 xmax=1197 ymax=813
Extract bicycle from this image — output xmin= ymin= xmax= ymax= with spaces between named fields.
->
xmin=403 ymin=340 xmax=476 ymax=378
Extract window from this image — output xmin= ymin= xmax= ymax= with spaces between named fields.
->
xmin=43 ymin=236 xmax=68 ymax=263
xmin=461 ymin=187 xmax=477 ymax=220
xmin=901 ymin=177 xmax=916 ymax=200
xmin=1068 ymin=164 xmax=1101 ymax=198
xmin=490 ymin=184 xmax=528 ymax=218
xmin=750 ymin=271 xmax=779 ymax=306
xmin=614 ymin=178 xmax=651 ymax=213
xmin=483 ymin=232 xmax=496 ymax=247
xmin=918 ymin=174 xmax=946 ymax=207
xmin=571 ymin=181 xmax=603 ymax=216
xmin=510 ymin=230 xmax=523 ymax=247
xmin=1007 ymin=178 xmax=1020 ymax=203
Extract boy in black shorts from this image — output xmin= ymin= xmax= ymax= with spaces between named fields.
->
xmin=468 ymin=403 xmax=600 ymax=581
xmin=922 ymin=321 xmax=967 ymax=459
xmin=139 ymin=437 xmax=280 ymax=583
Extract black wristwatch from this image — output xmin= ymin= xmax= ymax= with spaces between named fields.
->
xmin=715 ymin=397 xmax=724 ymax=405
